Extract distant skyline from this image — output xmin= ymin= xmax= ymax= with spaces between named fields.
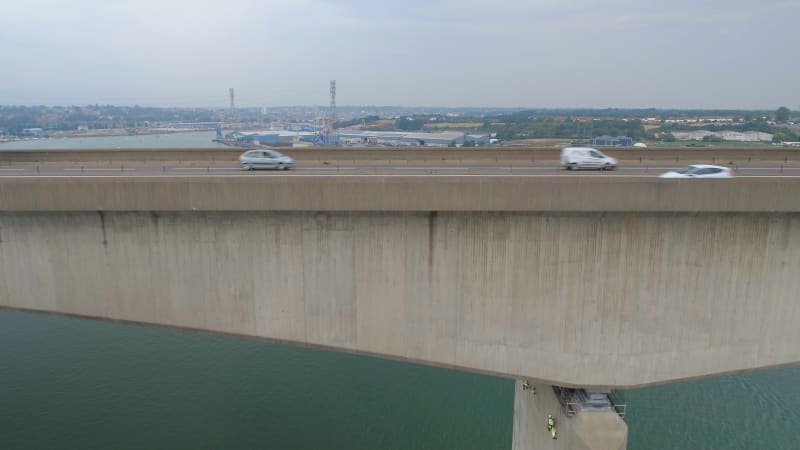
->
xmin=1 ymin=0 xmax=799 ymax=109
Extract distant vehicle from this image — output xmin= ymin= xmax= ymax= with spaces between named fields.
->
xmin=560 ymin=147 xmax=618 ymax=170
xmin=239 ymin=149 xmax=294 ymax=171
xmin=659 ymin=164 xmax=734 ymax=178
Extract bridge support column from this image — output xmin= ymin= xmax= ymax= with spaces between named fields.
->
xmin=512 ymin=381 xmax=628 ymax=450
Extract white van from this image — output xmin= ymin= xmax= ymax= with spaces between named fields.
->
xmin=560 ymin=147 xmax=618 ymax=171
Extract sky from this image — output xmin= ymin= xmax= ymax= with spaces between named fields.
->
xmin=0 ymin=0 xmax=798 ymax=109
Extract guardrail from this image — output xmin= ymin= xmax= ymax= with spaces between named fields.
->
xmin=2 ymin=147 xmax=800 ymax=165
xmin=1 ymin=161 xmax=800 ymax=175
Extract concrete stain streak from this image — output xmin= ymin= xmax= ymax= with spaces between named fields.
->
xmin=97 ymin=210 xmax=108 ymax=247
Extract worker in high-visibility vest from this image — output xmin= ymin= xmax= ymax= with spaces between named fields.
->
xmin=521 ymin=380 xmax=536 ymax=395
xmin=547 ymin=415 xmax=557 ymax=439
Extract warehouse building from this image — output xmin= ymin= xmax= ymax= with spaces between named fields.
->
xmin=591 ymin=135 xmax=633 ymax=147
xmin=337 ymin=130 xmax=466 ymax=146
xmin=225 ymin=131 xmax=316 ymax=145
xmin=672 ymin=131 xmax=773 ymax=142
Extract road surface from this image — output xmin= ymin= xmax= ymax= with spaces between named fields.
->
xmin=0 ymin=162 xmax=799 ymax=177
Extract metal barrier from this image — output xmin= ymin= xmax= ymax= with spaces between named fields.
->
xmin=613 ymin=403 xmax=627 ymax=419
xmin=565 ymin=402 xmax=580 ymax=417
xmin=608 ymin=391 xmax=628 ymax=419
xmin=555 ymin=386 xmax=628 ymax=419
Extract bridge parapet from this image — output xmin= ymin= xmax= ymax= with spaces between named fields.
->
xmin=0 ymin=176 xmax=798 ymax=212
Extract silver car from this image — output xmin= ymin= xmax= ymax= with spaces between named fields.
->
xmin=659 ymin=164 xmax=734 ymax=178
xmin=239 ymin=150 xmax=294 ymax=171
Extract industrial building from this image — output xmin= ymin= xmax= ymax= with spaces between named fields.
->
xmin=466 ymin=134 xmax=494 ymax=145
xmin=718 ymin=131 xmax=773 ymax=142
xmin=225 ymin=131 xmax=316 ymax=146
xmin=21 ymin=128 xmax=45 ymax=137
xmin=671 ymin=131 xmax=773 ymax=142
xmin=591 ymin=135 xmax=633 ymax=147
xmin=338 ymin=130 xmax=467 ymax=147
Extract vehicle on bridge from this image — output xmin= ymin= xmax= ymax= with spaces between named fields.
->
xmin=560 ymin=147 xmax=618 ymax=170
xmin=659 ymin=164 xmax=734 ymax=178
xmin=239 ymin=150 xmax=295 ymax=171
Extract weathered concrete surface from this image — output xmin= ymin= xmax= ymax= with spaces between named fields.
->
xmin=512 ymin=381 xmax=627 ymax=450
xmin=1 ymin=176 xmax=800 ymax=212
xmin=2 ymin=210 xmax=799 ymax=388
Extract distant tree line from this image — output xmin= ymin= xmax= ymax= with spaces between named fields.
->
xmin=334 ymin=115 xmax=381 ymax=129
xmin=485 ymin=116 xmax=648 ymax=141
xmin=476 ymin=108 xmax=775 ymax=120
xmin=775 ymin=107 xmax=791 ymax=123
xmin=661 ymin=110 xmax=799 ymax=143
xmin=3 ymin=105 xmax=797 ymax=142
xmin=397 ymin=117 xmax=427 ymax=131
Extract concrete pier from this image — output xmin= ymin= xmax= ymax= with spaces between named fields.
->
xmin=513 ymin=381 xmax=627 ymax=450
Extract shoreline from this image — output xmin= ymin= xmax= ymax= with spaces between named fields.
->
xmin=23 ymin=128 xmax=212 ymax=140
xmin=1 ymin=128 xmax=220 ymax=142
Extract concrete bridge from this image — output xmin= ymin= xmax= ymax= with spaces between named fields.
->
xmin=2 ymin=175 xmax=800 ymax=449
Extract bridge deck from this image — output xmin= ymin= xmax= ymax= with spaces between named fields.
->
xmin=1 ymin=176 xmax=799 ymax=212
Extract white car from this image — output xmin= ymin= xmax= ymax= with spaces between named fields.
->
xmin=561 ymin=147 xmax=618 ymax=170
xmin=239 ymin=149 xmax=294 ymax=171
xmin=659 ymin=164 xmax=734 ymax=178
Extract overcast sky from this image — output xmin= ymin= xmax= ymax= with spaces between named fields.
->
xmin=1 ymin=0 xmax=798 ymax=109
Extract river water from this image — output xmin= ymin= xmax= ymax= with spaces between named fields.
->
xmin=0 ymin=131 xmax=225 ymax=150
xmin=1 ymin=133 xmax=798 ymax=449
xmin=1 ymin=310 xmax=798 ymax=450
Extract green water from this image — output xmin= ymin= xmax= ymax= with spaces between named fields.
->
xmin=1 ymin=310 xmax=798 ymax=449
xmin=621 ymin=368 xmax=800 ymax=449
xmin=0 ymin=310 xmax=512 ymax=450
xmin=0 ymin=131 xmax=224 ymax=150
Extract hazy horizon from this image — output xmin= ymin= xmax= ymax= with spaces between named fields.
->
xmin=2 ymin=0 xmax=798 ymax=109
xmin=0 ymin=104 xmax=788 ymax=112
